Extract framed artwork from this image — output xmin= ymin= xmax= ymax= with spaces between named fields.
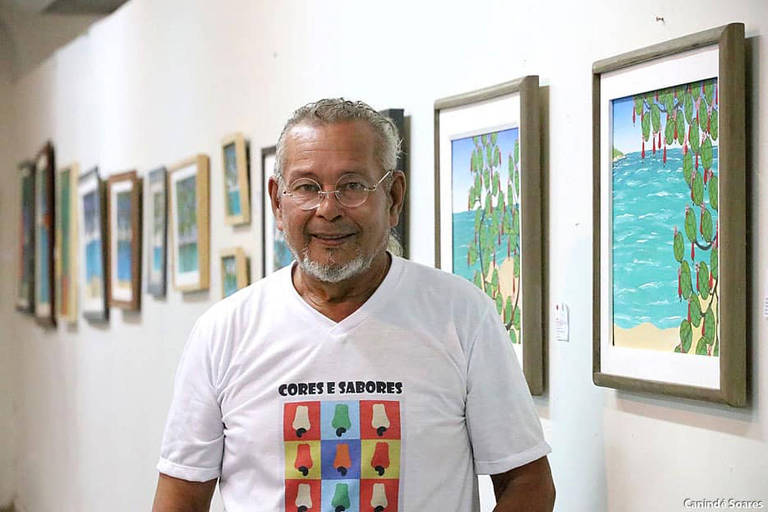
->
xmin=220 ymin=247 xmax=249 ymax=298
xmin=593 ymin=24 xmax=746 ymax=406
xmin=16 ymin=161 xmax=35 ymax=314
xmin=261 ymin=145 xmax=294 ymax=276
xmin=435 ymin=76 xmax=544 ymax=395
xmin=107 ymin=171 xmax=142 ymax=310
xmin=55 ymin=163 xmax=79 ymax=323
xmin=168 ymin=154 xmax=210 ymax=292
xmin=34 ymin=142 xmax=56 ymax=326
xmin=221 ymin=132 xmax=251 ymax=225
xmin=78 ymin=167 xmax=109 ymax=322
xmin=146 ymin=167 xmax=168 ymax=297
xmin=380 ymin=108 xmax=409 ymax=257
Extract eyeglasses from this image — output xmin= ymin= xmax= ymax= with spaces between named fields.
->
xmin=281 ymin=170 xmax=392 ymax=210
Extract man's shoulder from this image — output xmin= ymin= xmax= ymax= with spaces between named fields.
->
xmin=395 ymin=256 xmax=494 ymax=309
xmin=194 ymin=267 xmax=289 ymax=329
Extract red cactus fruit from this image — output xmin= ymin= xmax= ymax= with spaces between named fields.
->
xmin=691 ymin=242 xmax=695 ymax=260
xmin=641 ymin=139 xmax=645 ymax=159
xmin=663 ymin=144 xmax=667 ymax=165
xmin=677 ymin=267 xmax=682 ymax=299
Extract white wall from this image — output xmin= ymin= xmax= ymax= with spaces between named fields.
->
xmin=1 ymin=1 xmax=767 ymax=511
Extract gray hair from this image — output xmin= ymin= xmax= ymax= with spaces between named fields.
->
xmin=274 ymin=98 xmax=401 ymax=180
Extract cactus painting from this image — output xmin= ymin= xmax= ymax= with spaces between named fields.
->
xmin=611 ymin=78 xmax=719 ymax=357
xmin=451 ymin=128 xmax=522 ymax=344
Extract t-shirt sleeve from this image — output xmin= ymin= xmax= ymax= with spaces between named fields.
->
xmin=465 ymin=302 xmax=551 ymax=475
xmin=157 ymin=317 xmax=224 ymax=482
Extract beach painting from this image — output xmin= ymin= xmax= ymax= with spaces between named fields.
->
xmin=55 ymin=164 xmax=79 ymax=323
xmin=108 ymin=171 xmax=141 ymax=310
xmin=219 ymin=247 xmax=248 ymax=298
xmin=222 ymin=255 xmax=238 ymax=297
xmin=169 ymin=155 xmax=210 ymax=291
xmin=223 ymin=142 xmax=241 ymax=216
xmin=16 ymin=162 xmax=35 ymax=313
xmin=221 ymin=133 xmax=250 ymax=225
xmin=78 ymin=168 xmax=108 ymax=321
xmin=34 ymin=146 xmax=55 ymax=324
xmin=611 ymin=78 xmax=719 ymax=357
xmin=451 ymin=127 xmax=522 ymax=344
xmin=262 ymin=147 xmax=294 ymax=275
xmin=175 ymin=176 xmax=198 ymax=273
xmin=146 ymin=167 xmax=167 ymax=297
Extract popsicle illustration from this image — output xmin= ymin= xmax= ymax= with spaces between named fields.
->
xmin=333 ymin=443 xmax=352 ymax=476
xmin=294 ymin=443 xmax=313 ymax=477
xmin=293 ymin=405 xmax=311 ymax=438
xmin=371 ymin=404 xmax=390 ymax=437
xmin=331 ymin=482 xmax=351 ymax=512
xmin=371 ymin=483 xmax=388 ymax=512
xmin=371 ymin=442 xmax=390 ymax=476
xmin=295 ymin=483 xmax=312 ymax=512
xmin=332 ymin=403 xmax=352 ymax=437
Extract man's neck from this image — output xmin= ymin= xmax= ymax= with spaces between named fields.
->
xmin=292 ymin=251 xmax=392 ymax=323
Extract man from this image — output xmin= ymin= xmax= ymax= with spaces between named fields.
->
xmin=153 ymin=99 xmax=555 ymax=511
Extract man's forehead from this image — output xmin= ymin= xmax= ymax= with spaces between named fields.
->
xmin=282 ymin=120 xmax=377 ymax=174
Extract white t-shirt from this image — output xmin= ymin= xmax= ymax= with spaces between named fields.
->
xmin=157 ymin=255 xmax=550 ymax=511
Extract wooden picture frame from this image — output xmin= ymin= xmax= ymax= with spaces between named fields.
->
xmin=168 ymin=154 xmax=210 ymax=292
xmin=380 ymin=108 xmax=409 ymax=258
xmin=16 ymin=160 xmax=35 ymax=314
xmin=55 ymin=162 xmax=79 ymax=323
xmin=261 ymin=145 xmax=293 ymax=276
xmin=592 ymin=24 xmax=746 ymax=406
xmin=107 ymin=171 xmax=142 ymax=310
xmin=78 ymin=167 xmax=109 ymax=322
xmin=221 ymin=133 xmax=251 ymax=225
xmin=145 ymin=167 xmax=168 ymax=297
xmin=435 ymin=76 xmax=544 ymax=395
xmin=33 ymin=142 xmax=56 ymax=326
xmin=220 ymin=247 xmax=249 ymax=298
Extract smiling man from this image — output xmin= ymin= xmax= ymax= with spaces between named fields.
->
xmin=153 ymin=99 xmax=555 ymax=512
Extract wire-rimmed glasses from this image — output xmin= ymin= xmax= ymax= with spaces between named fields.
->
xmin=281 ymin=170 xmax=392 ymax=210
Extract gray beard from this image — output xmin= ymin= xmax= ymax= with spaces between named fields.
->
xmin=290 ymin=246 xmax=373 ymax=284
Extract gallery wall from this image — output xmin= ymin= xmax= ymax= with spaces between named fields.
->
xmin=1 ymin=0 xmax=767 ymax=510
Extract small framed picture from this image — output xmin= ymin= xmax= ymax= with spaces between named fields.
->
xmin=380 ymin=108 xmax=409 ymax=257
xmin=16 ymin=160 xmax=35 ymax=314
xmin=145 ymin=167 xmax=168 ymax=297
xmin=55 ymin=162 xmax=79 ymax=323
xmin=261 ymin=145 xmax=294 ymax=276
xmin=593 ymin=24 xmax=746 ymax=405
xmin=168 ymin=154 xmax=210 ymax=292
xmin=34 ymin=142 xmax=56 ymax=326
xmin=221 ymin=133 xmax=251 ymax=226
xmin=77 ymin=167 xmax=109 ymax=322
xmin=435 ymin=77 xmax=544 ymax=395
xmin=220 ymin=247 xmax=249 ymax=298
xmin=107 ymin=171 xmax=142 ymax=310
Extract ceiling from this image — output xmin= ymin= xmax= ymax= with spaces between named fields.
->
xmin=0 ymin=0 xmax=126 ymax=81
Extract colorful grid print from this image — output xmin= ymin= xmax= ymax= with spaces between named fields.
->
xmin=284 ymin=400 xmax=401 ymax=512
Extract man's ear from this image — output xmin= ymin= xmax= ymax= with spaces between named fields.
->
xmin=387 ymin=170 xmax=406 ymax=228
xmin=268 ymin=176 xmax=284 ymax=231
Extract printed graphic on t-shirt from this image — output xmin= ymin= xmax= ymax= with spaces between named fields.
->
xmin=284 ymin=400 xmax=401 ymax=511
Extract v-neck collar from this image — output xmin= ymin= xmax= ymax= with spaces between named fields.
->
xmin=283 ymin=252 xmax=404 ymax=337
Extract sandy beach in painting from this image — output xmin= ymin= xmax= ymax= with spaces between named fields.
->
xmin=613 ymin=323 xmax=679 ymax=352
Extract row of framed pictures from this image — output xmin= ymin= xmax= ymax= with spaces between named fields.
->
xmin=432 ymin=23 xmax=746 ymax=405
xmin=14 ymin=24 xmax=746 ymax=407
xmin=14 ymin=110 xmax=410 ymax=323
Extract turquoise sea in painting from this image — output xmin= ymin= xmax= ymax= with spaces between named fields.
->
xmin=273 ymin=227 xmax=293 ymax=271
xmin=451 ymin=127 xmax=519 ymax=283
xmin=612 ymin=146 xmax=718 ymax=329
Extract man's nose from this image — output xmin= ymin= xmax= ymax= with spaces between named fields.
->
xmin=313 ymin=190 xmax=343 ymax=219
